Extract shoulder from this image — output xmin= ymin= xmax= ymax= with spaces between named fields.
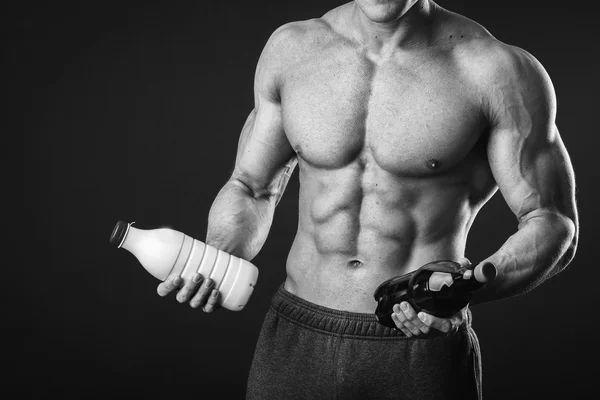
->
xmin=259 ymin=17 xmax=335 ymax=66
xmin=434 ymin=7 xmax=556 ymax=119
xmin=470 ymin=41 xmax=556 ymax=124
xmin=258 ymin=0 xmax=360 ymax=71
xmin=254 ymin=14 xmax=341 ymax=94
xmin=259 ymin=1 xmax=351 ymax=64
xmin=461 ymin=39 xmax=553 ymax=97
xmin=253 ymin=15 xmax=338 ymax=100
xmin=435 ymin=7 xmax=552 ymax=85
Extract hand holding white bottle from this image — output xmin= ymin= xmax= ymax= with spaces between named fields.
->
xmin=109 ymin=221 xmax=259 ymax=311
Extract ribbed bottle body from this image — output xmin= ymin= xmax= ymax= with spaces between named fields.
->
xmin=116 ymin=223 xmax=258 ymax=311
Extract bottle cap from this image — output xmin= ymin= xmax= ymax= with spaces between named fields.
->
xmin=474 ymin=262 xmax=497 ymax=283
xmin=109 ymin=221 xmax=130 ymax=247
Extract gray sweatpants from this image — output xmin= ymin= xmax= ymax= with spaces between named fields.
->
xmin=246 ymin=284 xmax=482 ymax=400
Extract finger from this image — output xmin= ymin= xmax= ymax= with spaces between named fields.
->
xmin=457 ymin=257 xmax=471 ymax=267
xmin=176 ymin=273 xmax=204 ymax=303
xmin=463 ymin=268 xmax=474 ymax=280
xmin=399 ymin=302 xmax=430 ymax=334
xmin=190 ymin=277 xmax=214 ymax=308
xmin=202 ymin=289 xmax=220 ymax=313
xmin=393 ymin=303 xmax=423 ymax=336
xmin=457 ymin=257 xmax=473 ymax=279
xmin=418 ymin=312 xmax=453 ymax=333
xmin=157 ymin=275 xmax=183 ymax=297
xmin=391 ymin=313 xmax=413 ymax=337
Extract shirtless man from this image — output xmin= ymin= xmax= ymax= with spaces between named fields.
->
xmin=157 ymin=1 xmax=578 ymax=398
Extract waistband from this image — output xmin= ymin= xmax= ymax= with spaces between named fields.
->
xmin=271 ymin=283 xmax=472 ymax=339
xmin=270 ymin=284 xmax=407 ymax=339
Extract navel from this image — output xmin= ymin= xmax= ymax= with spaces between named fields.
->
xmin=426 ymin=159 xmax=440 ymax=169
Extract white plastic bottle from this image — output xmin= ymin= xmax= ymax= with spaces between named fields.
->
xmin=109 ymin=221 xmax=258 ymax=311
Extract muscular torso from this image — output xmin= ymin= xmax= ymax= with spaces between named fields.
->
xmin=279 ymin=6 xmax=498 ymax=312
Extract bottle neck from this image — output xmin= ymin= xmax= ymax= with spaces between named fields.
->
xmin=116 ymin=222 xmax=134 ymax=248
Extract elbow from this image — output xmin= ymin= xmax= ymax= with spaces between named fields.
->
xmin=551 ymin=214 xmax=578 ymax=277
xmin=561 ymin=216 xmax=578 ymax=271
xmin=520 ymin=208 xmax=578 ymax=277
xmin=229 ymin=174 xmax=278 ymax=204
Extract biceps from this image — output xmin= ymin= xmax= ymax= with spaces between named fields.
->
xmin=231 ymin=103 xmax=296 ymax=197
xmin=488 ymin=124 xmax=576 ymax=222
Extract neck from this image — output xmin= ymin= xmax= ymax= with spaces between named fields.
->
xmin=351 ymin=0 xmax=435 ymax=55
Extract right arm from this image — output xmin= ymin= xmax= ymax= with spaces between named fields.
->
xmin=205 ymin=100 xmax=296 ymax=261
xmin=157 ymin=25 xmax=298 ymax=309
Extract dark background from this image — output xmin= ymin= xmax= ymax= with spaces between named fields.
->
xmin=15 ymin=0 xmax=599 ymax=398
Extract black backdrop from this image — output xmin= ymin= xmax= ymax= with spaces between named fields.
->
xmin=15 ymin=1 xmax=600 ymax=399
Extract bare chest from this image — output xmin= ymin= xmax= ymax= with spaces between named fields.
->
xmin=281 ymin=50 xmax=485 ymax=175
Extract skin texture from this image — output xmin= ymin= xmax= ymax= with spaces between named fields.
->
xmin=157 ymin=0 xmax=578 ymax=335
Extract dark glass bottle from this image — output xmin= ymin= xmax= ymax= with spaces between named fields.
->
xmin=374 ymin=260 xmax=497 ymax=328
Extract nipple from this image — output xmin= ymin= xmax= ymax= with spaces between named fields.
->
xmin=426 ymin=159 xmax=440 ymax=169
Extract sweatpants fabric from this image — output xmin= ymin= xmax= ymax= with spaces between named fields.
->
xmin=246 ymin=284 xmax=482 ymax=400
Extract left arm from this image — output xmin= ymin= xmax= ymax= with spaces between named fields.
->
xmin=392 ymin=45 xmax=578 ymax=336
xmin=470 ymin=45 xmax=578 ymax=304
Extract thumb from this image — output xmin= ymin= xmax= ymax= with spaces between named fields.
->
xmin=457 ymin=257 xmax=471 ymax=268
xmin=419 ymin=312 xmax=455 ymax=333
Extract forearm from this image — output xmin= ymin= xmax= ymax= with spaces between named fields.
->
xmin=471 ymin=208 xmax=577 ymax=305
xmin=205 ymin=179 xmax=276 ymax=261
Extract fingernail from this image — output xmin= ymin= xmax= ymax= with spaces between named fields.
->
xmin=393 ymin=304 xmax=401 ymax=314
xmin=173 ymin=277 xmax=182 ymax=286
xmin=192 ymin=273 xmax=202 ymax=283
xmin=401 ymin=302 xmax=408 ymax=312
xmin=418 ymin=312 xmax=427 ymax=323
xmin=211 ymin=290 xmax=219 ymax=297
xmin=205 ymin=278 xmax=213 ymax=288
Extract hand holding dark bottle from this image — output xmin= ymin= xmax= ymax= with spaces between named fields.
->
xmin=374 ymin=259 xmax=497 ymax=330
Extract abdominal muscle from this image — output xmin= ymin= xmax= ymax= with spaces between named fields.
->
xmin=283 ymin=158 xmax=476 ymax=313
